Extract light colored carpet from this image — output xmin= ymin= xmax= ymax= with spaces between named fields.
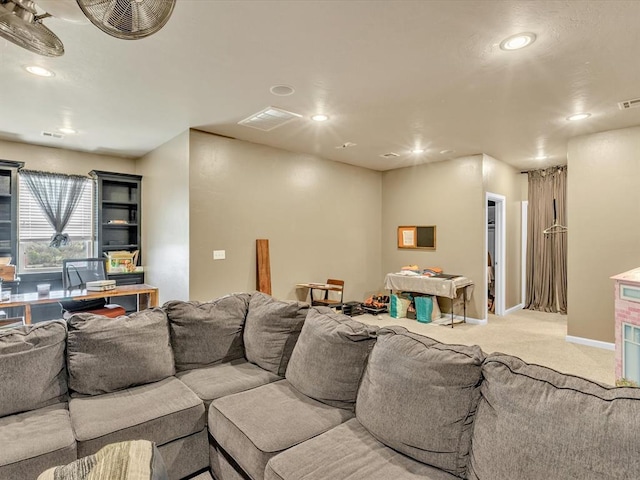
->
xmin=358 ymin=308 xmax=615 ymax=386
xmin=187 ymin=472 xmax=213 ymax=480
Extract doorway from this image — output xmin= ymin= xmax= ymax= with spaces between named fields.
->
xmin=486 ymin=193 xmax=505 ymax=317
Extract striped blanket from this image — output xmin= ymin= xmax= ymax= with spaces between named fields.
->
xmin=37 ymin=440 xmax=168 ymax=480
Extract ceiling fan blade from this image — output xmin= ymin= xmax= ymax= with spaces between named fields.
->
xmin=0 ymin=1 xmax=64 ymax=56
xmin=75 ymin=0 xmax=175 ymax=40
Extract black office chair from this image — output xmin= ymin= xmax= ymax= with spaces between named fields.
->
xmin=60 ymin=258 xmax=125 ymax=318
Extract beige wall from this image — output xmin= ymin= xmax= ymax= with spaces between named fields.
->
xmin=567 ymin=126 xmax=640 ymax=343
xmin=0 ymin=139 xmax=136 ymax=175
xmin=188 ymin=130 xmax=382 ymax=302
xmin=482 ymin=154 xmax=523 ymax=309
xmin=136 ymin=131 xmax=190 ymax=304
xmin=381 ymin=156 xmax=485 ymax=319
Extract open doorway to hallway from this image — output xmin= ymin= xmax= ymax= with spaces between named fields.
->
xmin=486 ymin=193 xmax=505 ymax=317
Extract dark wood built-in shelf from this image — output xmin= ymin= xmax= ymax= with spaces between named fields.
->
xmin=0 ymin=160 xmax=24 ymax=266
xmin=91 ymin=170 xmax=142 ymax=268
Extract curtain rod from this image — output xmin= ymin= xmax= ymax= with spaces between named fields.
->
xmin=519 ymin=165 xmax=567 ymax=174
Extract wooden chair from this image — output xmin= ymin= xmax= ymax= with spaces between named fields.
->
xmin=311 ymin=279 xmax=345 ymax=310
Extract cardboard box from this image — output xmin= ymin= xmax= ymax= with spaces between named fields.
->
xmin=0 ymin=265 xmax=16 ymax=282
xmin=104 ymin=251 xmax=139 ymax=273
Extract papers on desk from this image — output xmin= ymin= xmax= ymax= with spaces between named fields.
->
xmin=86 ymin=280 xmax=116 ymax=292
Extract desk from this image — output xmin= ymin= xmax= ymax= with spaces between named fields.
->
xmin=384 ymin=273 xmax=473 ymax=327
xmin=0 ymin=284 xmax=159 ymax=324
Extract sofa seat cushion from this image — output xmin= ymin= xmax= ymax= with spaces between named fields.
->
xmin=265 ymin=418 xmax=459 ymax=480
xmin=164 ymin=293 xmax=250 ymax=371
xmin=285 ymin=307 xmax=378 ymax=410
xmin=356 ymin=326 xmax=484 ymax=478
xmin=69 ymin=377 xmax=205 ymax=458
xmin=0 ymin=319 xmax=68 ymax=417
xmin=468 ymin=353 xmax=640 ymax=480
xmin=209 ymin=379 xmax=353 ymax=480
xmin=176 ymin=358 xmax=281 ymax=408
xmin=0 ymin=403 xmax=76 ymax=480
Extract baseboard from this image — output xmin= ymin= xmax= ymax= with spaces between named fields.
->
xmin=433 ymin=315 xmax=487 ymax=326
xmin=504 ymin=303 xmax=524 ymax=315
xmin=565 ymin=335 xmax=615 ymax=351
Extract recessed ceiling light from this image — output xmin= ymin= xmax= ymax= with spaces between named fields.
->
xmin=440 ymin=149 xmax=455 ymax=155
xmin=566 ymin=112 xmax=591 ymax=121
xmin=499 ymin=32 xmax=536 ymax=51
xmin=411 ymin=148 xmax=425 ymax=154
xmin=58 ymin=127 xmax=76 ymax=135
xmin=535 ymin=155 xmax=548 ymax=160
xmin=270 ymin=84 xmax=295 ymax=96
xmin=311 ymin=114 xmax=329 ymax=122
xmin=24 ymin=65 xmax=55 ymax=77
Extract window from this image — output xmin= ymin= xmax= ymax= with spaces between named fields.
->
xmin=18 ymin=175 xmax=93 ymax=273
xmin=623 ymin=323 xmax=640 ymax=386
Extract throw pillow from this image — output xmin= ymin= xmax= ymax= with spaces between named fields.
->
xmin=67 ymin=308 xmax=175 ymax=395
xmin=244 ymin=292 xmax=309 ymax=376
xmin=467 ymin=353 xmax=640 ymax=480
xmin=0 ymin=320 xmax=67 ymax=417
xmin=164 ymin=293 xmax=250 ymax=371
xmin=285 ymin=307 xmax=378 ymax=410
xmin=356 ymin=326 xmax=485 ymax=478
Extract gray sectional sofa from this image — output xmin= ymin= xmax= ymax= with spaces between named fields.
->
xmin=1 ymin=290 xmax=639 ymax=480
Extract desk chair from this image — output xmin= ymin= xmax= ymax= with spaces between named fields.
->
xmin=60 ymin=258 xmax=126 ymax=318
xmin=311 ymin=279 xmax=345 ymax=310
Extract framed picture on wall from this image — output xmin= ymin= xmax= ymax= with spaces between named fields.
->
xmin=397 ymin=226 xmax=417 ymax=248
xmin=397 ymin=226 xmax=436 ymax=250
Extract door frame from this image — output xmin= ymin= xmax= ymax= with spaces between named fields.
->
xmin=486 ymin=192 xmax=506 ymax=316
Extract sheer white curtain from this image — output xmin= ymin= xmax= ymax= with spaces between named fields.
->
xmin=21 ymin=170 xmax=89 ymax=248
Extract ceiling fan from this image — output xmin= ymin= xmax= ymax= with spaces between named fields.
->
xmin=0 ymin=0 xmax=176 ymax=57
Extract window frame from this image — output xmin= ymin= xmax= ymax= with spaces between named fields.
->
xmin=18 ymin=174 xmax=94 ymax=274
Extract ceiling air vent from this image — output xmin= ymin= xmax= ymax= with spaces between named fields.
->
xmin=618 ymin=98 xmax=640 ymax=110
xmin=380 ymin=152 xmax=400 ymax=159
xmin=238 ymin=106 xmax=302 ymax=131
xmin=41 ymin=131 xmax=64 ymax=139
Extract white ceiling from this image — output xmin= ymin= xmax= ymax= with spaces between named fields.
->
xmin=2 ymin=0 xmax=640 ymax=171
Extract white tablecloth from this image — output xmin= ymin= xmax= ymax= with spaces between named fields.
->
xmin=384 ymin=273 xmax=474 ymax=299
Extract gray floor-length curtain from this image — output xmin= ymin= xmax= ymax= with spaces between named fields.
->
xmin=525 ymin=166 xmax=567 ymax=313
xmin=21 ymin=170 xmax=88 ymax=247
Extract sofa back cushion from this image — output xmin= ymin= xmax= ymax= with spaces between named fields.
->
xmin=243 ymin=292 xmax=309 ymax=376
xmin=356 ymin=326 xmax=484 ymax=478
xmin=468 ymin=353 xmax=640 ymax=480
xmin=0 ymin=320 xmax=68 ymax=417
xmin=67 ymin=308 xmax=175 ymax=395
xmin=285 ymin=307 xmax=378 ymax=410
xmin=164 ymin=293 xmax=250 ymax=371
